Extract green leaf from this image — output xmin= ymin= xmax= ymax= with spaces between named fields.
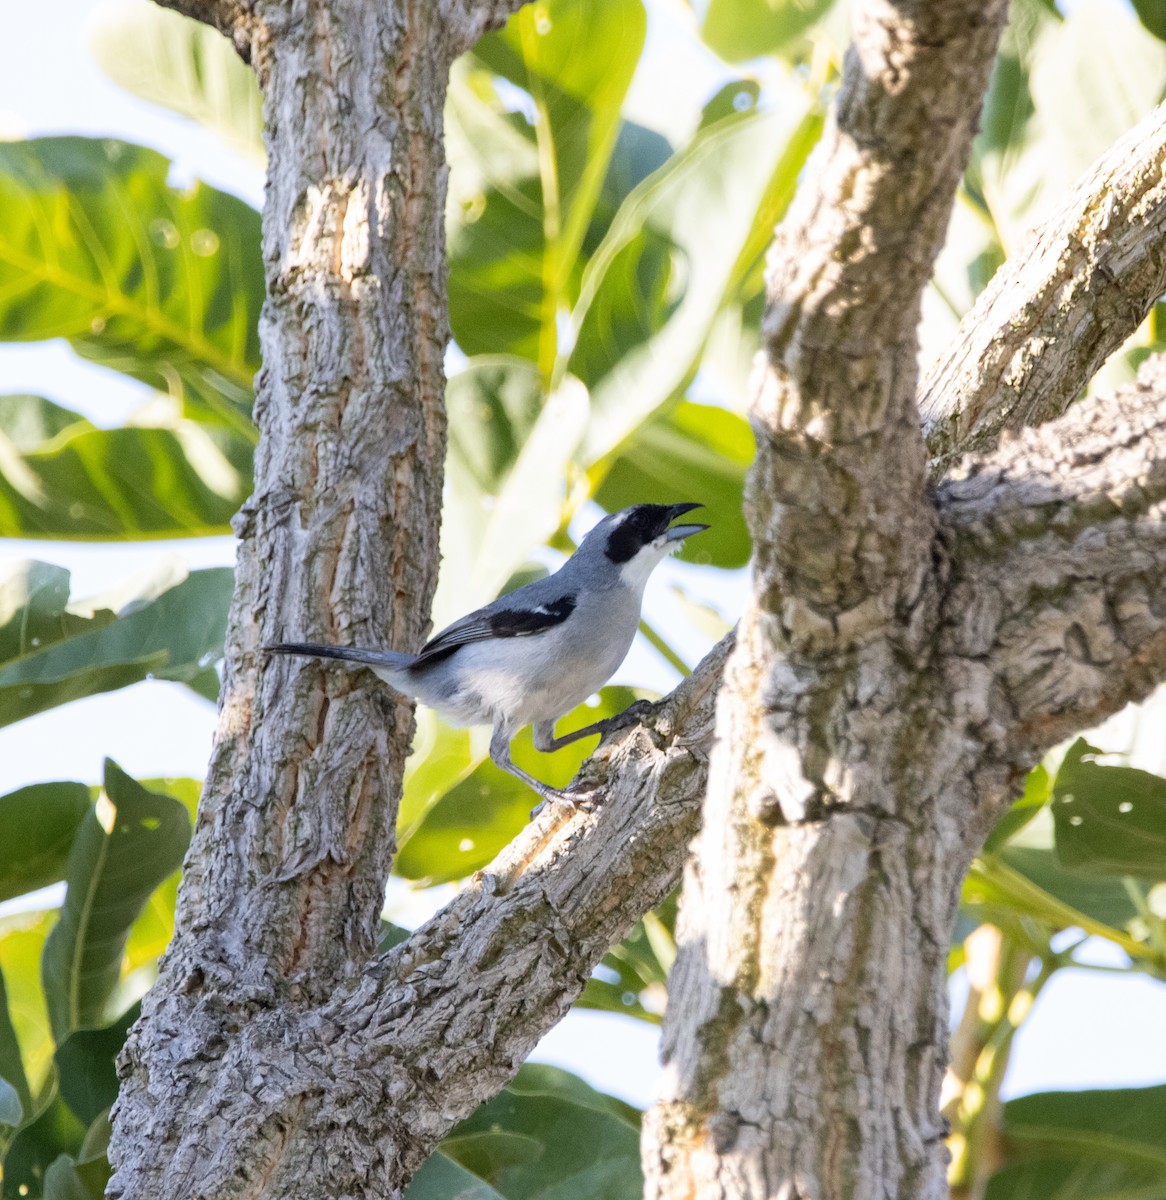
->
xmin=43 ymin=1153 xmax=98 ymax=1200
xmin=576 ymin=96 xmax=822 ymax=466
xmin=0 ymin=560 xmax=100 ymax=666
xmin=0 ymin=1075 xmax=21 ymax=1129
xmin=406 ymin=1150 xmax=507 ymax=1200
xmin=984 ymin=762 xmax=1053 ymax=853
xmin=989 ymin=1084 xmax=1166 ymax=1200
xmin=0 ymin=782 xmax=91 ymax=903
xmin=0 ymin=393 xmax=250 ymax=539
xmin=89 ymin=0 xmax=265 ymax=163
xmin=699 ymin=0 xmax=839 ymax=62
xmin=1131 ymin=0 xmax=1166 ymax=41
xmin=0 ymin=564 xmax=232 ymax=726
xmin=436 ymin=1064 xmax=642 ymax=1200
xmin=3 ymin=1090 xmax=88 ymax=1199
xmin=1029 ymin=0 xmax=1166 ymax=206
xmin=41 ymin=762 xmax=191 ymax=1040
xmin=0 ymin=911 xmax=57 ymax=1100
xmin=54 ymin=1005 xmax=138 ymax=1127
xmin=1052 ymin=739 xmax=1166 ymax=881
xmin=435 ymin=363 xmax=587 ymax=624
xmin=593 ymin=400 xmax=753 ymax=568
xmin=579 ymin=897 xmax=675 ymax=1025
xmin=0 ymin=137 xmax=262 ymax=435
xmin=455 ymin=0 xmax=647 ymax=377
xmin=0 ymin=394 xmax=86 ymax=450
xmin=396 ymin=688 xmax=642 ymax=884
xmin=966 ymin=0 xmax=1060 ymax=252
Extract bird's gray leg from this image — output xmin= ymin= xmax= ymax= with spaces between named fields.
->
xmin=531 ymin=699 xmax=657 ymax=753
xmin=489 ymin=723 xmax=561 ymax=805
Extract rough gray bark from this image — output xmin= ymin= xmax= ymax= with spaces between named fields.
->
xmin=640 ymin=1 xmax=1100 ymax=1196
xmin=108 ymin=0 xmax=463 ymax=1193
xmin=921 ymin=100 xmax=1166 ymax=479
xmin=106 ymin=0 xmax=1166 ymax=1195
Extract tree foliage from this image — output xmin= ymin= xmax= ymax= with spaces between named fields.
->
xmin=2 ymin=0 xmax=1166 ymax=1195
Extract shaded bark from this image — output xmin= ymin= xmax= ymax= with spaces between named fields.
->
xmin=642 ymin=1 xmax=1014 ymax=1196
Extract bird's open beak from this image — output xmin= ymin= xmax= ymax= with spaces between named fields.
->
xmin=664 ymin=502 xmax=710 ymax=542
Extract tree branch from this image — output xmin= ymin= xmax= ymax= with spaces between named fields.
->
xmin=152 ymin=0 xmax=259 ymax=61
xmin=939 ymin=354 xmax=1166 ymax=761
xmin=921 ymin=100 xmax=1166 ymax=478
xmin=446 ymin=0 xmax=533 ymax=56
xmin=113 ymin=637 xmax=730 ymax=1199
xmin=749 ymin=0 xmax=1009 ymax=635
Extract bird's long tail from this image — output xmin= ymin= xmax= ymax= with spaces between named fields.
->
xmin=265 ymin=642 xmax=416 ymax=674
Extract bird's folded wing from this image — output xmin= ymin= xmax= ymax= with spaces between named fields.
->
xmin=415 ymin=595 xmax=577 ymax=665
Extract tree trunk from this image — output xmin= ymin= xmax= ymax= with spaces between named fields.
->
xmin=108 ymin=0 xmax=459 ymax=1192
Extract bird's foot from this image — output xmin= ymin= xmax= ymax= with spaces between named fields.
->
xmin=529 ymin=784 xmax=603 ymax=821
xmin=598 ymin=698 xmax=657 ymax=741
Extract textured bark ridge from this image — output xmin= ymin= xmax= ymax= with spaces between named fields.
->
xmin=922 ymin=100 xmax=1166 ymax=478
xmin=108 ymin=0 xmax=1166 ymax=1195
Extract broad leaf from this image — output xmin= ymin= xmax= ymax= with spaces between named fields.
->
xmin=700 ymin=0 xmax=839 ymax=62
xmin=0 ymin=1075 xmax=21 ymax=1130
xmin=2 ymin=1090 xmax=87 ymax=1199
xmin=0 ymin=561 xmax=100 ymax=666
xmin=435 ymin=361 xmax=587 ymax=624
xmin=123 ymin=777 xmax=201 ymax=976
xmin=1052 ymin=739 xmax=1166 ymax=880
xmin=0 ymin=965 xmax=31 ymax=1147
xmin=0 ymin=781 xmax=91 ymax=903
xmin=407 ymin=1150 xmax=506 ymax=1200
xmin=433 ymin=1064 xmax=642 ymax=1200
xmin=989 ymin=1084 xmax=1166 ymax=1200
xmin=0 ymin=137 xmax=262 ymax=435
xmin=577 ymin=97 xmax=822 ymax=465
xmin=0 ymin=911 xmax=57 ymax=1099
xmin=54 ymin=1005 xmax=138 ymax=1126
xmin=0 ymin=564 xmax=232 ymax=726
xmin=579 ymin=898 xmax=675 ymax=1025
xmin=89 ymin=0 xmax=265 ymax=163
xmin=0 ymin=394 xmax=249 ymax=539
xmin=1030 ymin=0 xmax=1166 ymax=191
xmin=984 ymin=762 xmax=1053 ymax=853
xmin=593 ymin=400 xmax=753 ymax=568
xmin=41 ymin=762 xmax=191 ymax=1039
xmin=450 ymin=0 xmax=646 ymax=375
xmin=1132 ymin=0 xmax=1166 ymax=41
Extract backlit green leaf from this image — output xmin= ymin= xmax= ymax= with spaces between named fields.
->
xmin=0 ymin=393 xmax=249 ymax=539
xmin=0 ymin=565 xmax=232 ymax=726
xmin=0 ymin=137 xmax=262 ymax=436
xmin=89 ymin=0 xmax=264 ymax=163
xmin=0 ymin=782 xmax=91 ymax=903
xmin=1052 ymin=739 xmax=1166 ymax=880
xmin=41 ymin=762 xmax=191 ymax=1040
xmin=594 ymin=400 xmax=753 ymax=568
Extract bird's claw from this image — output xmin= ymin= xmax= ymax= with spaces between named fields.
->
xmin=599 ymin=698 xmax=656 ymax=740
xmin=529 ymin=785 xmax=603 ymax=821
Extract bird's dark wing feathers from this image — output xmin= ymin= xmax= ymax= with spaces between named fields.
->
xmin=412 ymin=595 xmax=577 ymax=666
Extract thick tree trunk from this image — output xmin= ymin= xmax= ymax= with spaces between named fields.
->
xmin=643 ymin=2 xmax=1016 ymax=1195
xmin=108 ymin=0 xmax=460 ymax=1193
